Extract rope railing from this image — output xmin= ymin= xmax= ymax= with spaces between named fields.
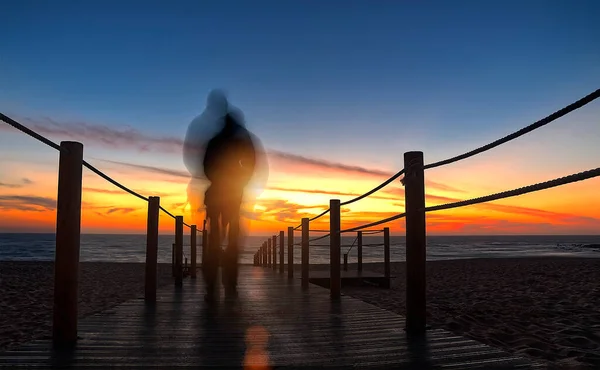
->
xmin=340 ymin=168 xmax=405 ymax=206
xmin=285 ymin=88 xmax=600 ymax=222
xmin=423 ymin=88 xmax=600 ymax=170
xmin=0 ymin=113 xmax=65 ymax=152
xmin=345 ymin=236 xmax=359 ymax=255
xmin=1 ymin=113 xmax=205 ymax=345
xmin=253 ymin=89 xmax=599 ymax=328
xmin=82 ymin=160 xmax=149 ymax=202
xmin=285 ymin=88 xmax=600 ymax=235
xmin=424 ymin=167 xmax=600 ymax=213
xmin=1 ymin=113 xmax=198 ymax=228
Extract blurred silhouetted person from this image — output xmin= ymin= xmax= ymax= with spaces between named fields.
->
xmin=183 ymin=89 xmax=267 ymax=303
xmin=203 ymin=104 xmax=257 ymax=301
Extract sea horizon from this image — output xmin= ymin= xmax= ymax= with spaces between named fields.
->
xmin=2 ymin=233 xmax=599 ymax=265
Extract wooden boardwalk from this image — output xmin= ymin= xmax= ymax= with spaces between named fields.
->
xmin=308 ymin=269 xmax=393 ymax=288
xmin=0 ymin=266 xmax=544 ymax=369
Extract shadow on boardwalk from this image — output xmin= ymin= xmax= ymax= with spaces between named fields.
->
xmin=0 ymin=267 xmax=544 ymax=369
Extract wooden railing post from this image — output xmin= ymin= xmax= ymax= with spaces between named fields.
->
xmin=287 ymin=226 xmax=294 ymax=279
xmin=190 ymin=225 xmax=197 ymax=279
xmin=201 ymin=220 xmax=207 ymax=268
xmin=175 ymin=216 xmax=184 ymax=286
xmin=52 ymin=141 xmax=83 ymax=347
xmin=384 ymin=227 xmax=391 ymax=289
xmin=404 ymin=151 xmax=426 ymax=334
xmin=272 ymin=235 xmax=277 ymax=271
xmin=330 ymin=199 xmax=341 ymax=300
xmin=301 ymin=218 xmax=309 ymax=289
xmin=258 ymin=246 xmax=262 ymax=266
xmin=171 ymin=243 xmax=175 ymax=277
xmin=144 ymin=196 xmax=160 ymax=303
xmin=279 ymin=230 xmax=285 ymax=274
xmin=357 ymin=231 xmax=363 ymax=272
xmin=343 ymin=254 xmax=348 ymax=271
xmin=267 ymin=239 xmax=272 ymax=268
xmin=262 ymin=242 xmax=267 ymax=267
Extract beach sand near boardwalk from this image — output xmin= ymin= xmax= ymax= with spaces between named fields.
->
xmin=331 ymin=257 xmax=600 ymax=369
xmin=0 ymin=261 xmax=173 ymax=351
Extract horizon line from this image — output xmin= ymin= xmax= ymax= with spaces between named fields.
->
xmin=1 ymin=232 xmax=599 ymax=237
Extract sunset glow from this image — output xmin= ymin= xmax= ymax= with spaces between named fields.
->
xmin=1 ymin=121 xmax=599 ymax=236
xmin=2 ymin=1 xmax=599 ymax=236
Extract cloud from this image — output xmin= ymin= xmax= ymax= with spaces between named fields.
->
xmin=422 ymin=192 xmax=600 ymax=226
xmin=91 ymin=159 xmax=191 ymax=179
xmin=254 ymin=199 xmax=327 ymax=223
xmin=425 ymin=179 xmax=466 ymax=193
xmin=0 ymin=178 xmax=34 ymax=189
xmin=106 ymin=207 xmax=137 ymax=215
xmin=6 ymin=115 xmax=405 ymax=180
xmin=0 ymin=182 xmax=22 ymax=189
xmin=93 ymin=158 xmax=401 ymax=201
xmin=83 ymin=186 xmax=175 ymax=198
xmin=268 ymin=149 xmax=391 ymax=177
xmin=267 ymin=186 xmax=396 ymax=201
xmin=0 ymin=195 xmax=56 ymax=212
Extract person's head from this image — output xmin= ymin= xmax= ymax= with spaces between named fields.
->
xmin=206 ymin=89 xmax=229 ymax=113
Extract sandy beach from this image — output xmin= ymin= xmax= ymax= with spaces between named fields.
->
xmin=0 ymin=261 xmax=173 ymax=351
xmin=335 ymin=257 xmax=600 ymax=369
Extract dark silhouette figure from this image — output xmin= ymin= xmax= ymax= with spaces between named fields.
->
xmin=202 ymin=106 xmax=257 ymax=301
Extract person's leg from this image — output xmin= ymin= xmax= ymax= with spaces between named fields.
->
xmin=203 ymin=208 xmax=221 ymax=301
xmin=222 ymin=201 xmax=241 ymax=294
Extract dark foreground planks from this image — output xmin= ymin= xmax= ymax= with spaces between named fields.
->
xmin=307 ymin=269 xmax=393 ymax=288
xmin=0 ymin=266 xmax=545 ymax=369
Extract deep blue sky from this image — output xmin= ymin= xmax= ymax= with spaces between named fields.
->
xmin=2 ymin=0 xmax=599 ymax=171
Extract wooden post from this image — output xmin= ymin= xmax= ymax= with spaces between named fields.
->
xmin=272 ymin=235 xmax=277 ymax=271
xmin=343 ymin=254 xmax=348 ymax=271
xmin=301 ymin=218 xmax=309 ymax=289
xmin=172 ymin=243 xmax=175 ymax=277
xmin=384 ymin=227 xmax=391 ymax=289
xmin=175 ymin=216 xmax=184 ymax=286
xmin=52 ymin=141 xmax=83 ymax=347
xmin=144 ymin=196 xmax=160 ymax=303
xmin=259 ymin=246 xmax=262 ymax=266
xmin=262 ymin=242 xmax=267 ymax=267
xmin=279 ymin=231 xmax=284 ymax=274
xmin=404 ymin=151 xmax=426 ymax=334
xmin=357 ymin=231 xmax=363 ymax=272
xmin=267 ymin=239 xmax=272 ymax=267
xmin=201 ymin=220 xmax=207 ymax=268
xmin=190 ymin=225 xmax=197 ymax=279
xmin=287 ymin=226 xmax=294 ymax=279
xmin=330 ymin=199 xmax=341 ymax=300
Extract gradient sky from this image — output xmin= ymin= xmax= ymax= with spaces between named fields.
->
xmin=1 ymin=0 xmax=600 ymax=235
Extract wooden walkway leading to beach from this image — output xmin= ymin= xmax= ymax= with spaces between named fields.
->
xmin=0 ymin=266 xmax=543 ymax=369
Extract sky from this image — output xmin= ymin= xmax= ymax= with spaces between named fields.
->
xmin=1 ymin=0 xmax=600 ymax=236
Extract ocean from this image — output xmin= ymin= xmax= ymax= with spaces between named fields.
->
xmin=1 ymin=233 xmax=599 ymax=264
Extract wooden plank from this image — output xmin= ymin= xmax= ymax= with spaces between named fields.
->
xmin=0 ymin=267 xmax=544 ymax=369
